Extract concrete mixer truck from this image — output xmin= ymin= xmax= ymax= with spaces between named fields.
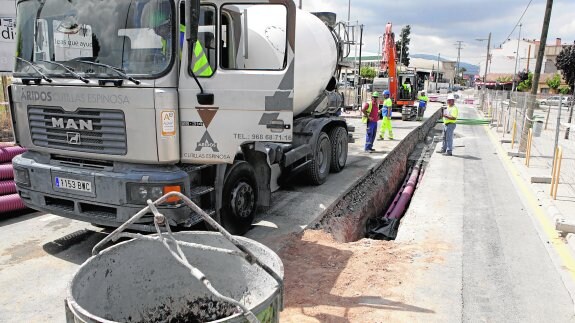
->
xmin=8 ymin=0 xmax=353 ymax=234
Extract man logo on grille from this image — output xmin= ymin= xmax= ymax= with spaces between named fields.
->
xmin=195 ymin=131 xmax=218 ymax=152
xmin=67 ymin=132 xmax=81 ymax=145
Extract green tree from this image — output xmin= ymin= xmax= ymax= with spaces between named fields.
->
xmin=556 ymin=45 xmax=575 ymax=94
xmin=457 ymin=67 xmax=468 ymax=85
xmin=395 ymin=25 xmax=411 ymax=67
xmin=546 ymin=73 xmax=562 ymax=93
xmin=517 ymin=70 xmax=529 ymax=83
xmin=497 ymin=75 xmax=512 ymax=83
xmin=517 ymin=72 xmax=533 ymax=92
xmin=559 ymin=86 xmax=570 ymax=94
xmin=360 ymin=66 xmax=377 ymax=79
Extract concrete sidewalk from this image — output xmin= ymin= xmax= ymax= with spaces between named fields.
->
xmin=392 ymin=102 xmax=575 ymax=322
xmin=477 ymin=101 xmax=575 ymax=256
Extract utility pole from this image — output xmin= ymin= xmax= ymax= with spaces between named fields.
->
xmin=512 ymin=23 xmax=522 ymax=91
xmin=356 ymin=24 xmax=364 ymax=109
xmin=526 ymin=44 xmax=531 ymax=71
xmin=298 ymin=0 xmax=302 ymax=9
xmin=479 ymin=32 xmax=491 ymax=110
xmin=520 ymin=0 xmax=553 ymax=152
xmin=455 ymin=41 xmax=463 ymax=85
xmin=436 ymin=53 xmax=441 ymax=92
xmin=347 ymin=0 xmax=350 ymax=22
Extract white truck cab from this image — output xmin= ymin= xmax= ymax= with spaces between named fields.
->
xmin=10 ymin=0 xmax=351 ymax=234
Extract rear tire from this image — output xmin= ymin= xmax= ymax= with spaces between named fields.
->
xmin=328 ymin=126 xmax=348 ymax=173
xmin=308 ymin=132 xmax=331 ymax=185
xmin=220 ymin=161 xmax=258 ymax=235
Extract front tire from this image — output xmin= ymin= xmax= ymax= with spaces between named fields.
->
xmin=308 ymin=132 xmax=331 ymax=185
xmin=220 ymin=161 xmax=258 ymax=235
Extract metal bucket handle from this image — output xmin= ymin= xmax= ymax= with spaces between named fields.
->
xmin=90 ymin=191 xmax=284 ymax=323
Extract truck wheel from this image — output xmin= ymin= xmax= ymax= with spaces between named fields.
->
xmin=308 ymin=132 xmax=331 ymax=185
xmin=328 ymin=126 xmax=348 ymax=173
xmin=220 ymin=161 xmax=258 ymax=235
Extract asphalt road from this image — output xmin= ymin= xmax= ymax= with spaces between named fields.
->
xmin=394 ymin=104 xmax=575 ymax=322
xmin=0 ymin=106 xmax=440 ymax=322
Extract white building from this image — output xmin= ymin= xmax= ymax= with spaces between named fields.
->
xmin=479 ymin=37 xmax=568 ymax=77
xmin=479 ymin=39 xmax=537 ymax=76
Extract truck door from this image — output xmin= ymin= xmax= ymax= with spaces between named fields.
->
xmin=179 ymin=0 xmax=295 ymax=164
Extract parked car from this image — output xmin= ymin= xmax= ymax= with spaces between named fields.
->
xmin=538 ymin=96 xmax=573 ymax=108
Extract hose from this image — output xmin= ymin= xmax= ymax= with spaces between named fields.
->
xmin=0 ymin=194 xmax=27 ymax=214
xmin=0 ymin=163 xmax=13 ymax=180
xmin=0 ymin=180 xmax=16 ymax=196
xmin=436 ymin=118 xmax=490 ymax=125
xmin=0 ymin=146 xmax=27 ymax=163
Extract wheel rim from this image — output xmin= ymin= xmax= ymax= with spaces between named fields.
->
xmin=231 ymin=182 xmax=255 ymax=219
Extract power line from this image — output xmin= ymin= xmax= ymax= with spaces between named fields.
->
xmin=500 ymin=0 xmax=533 ymax=45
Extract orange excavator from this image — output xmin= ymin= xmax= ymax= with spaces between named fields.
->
xmin=373 ymin=22 xmax=420 ymax=121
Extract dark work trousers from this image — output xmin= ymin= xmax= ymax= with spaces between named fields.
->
xmin=365 ymin=121 xmax=377 ymax=150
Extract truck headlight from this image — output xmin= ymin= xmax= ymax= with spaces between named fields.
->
xmin=127 ymin=183 xmax=182 ymax=204
xmin=13 ymin=167 xmax=30 ymax=187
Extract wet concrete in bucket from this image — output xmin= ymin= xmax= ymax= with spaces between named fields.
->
xmin=131 ymin=297 xmax=240 ymax=323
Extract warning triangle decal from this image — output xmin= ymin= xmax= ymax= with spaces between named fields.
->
xmin=196 ymin=107 xmax=219 ymax=128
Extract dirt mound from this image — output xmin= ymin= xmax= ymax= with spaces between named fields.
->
xmin=278 ymin=229 xmax=423 ymax=322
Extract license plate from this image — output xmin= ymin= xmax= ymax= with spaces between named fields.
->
xmin=55 ymin=177 xmax=93 ymax=193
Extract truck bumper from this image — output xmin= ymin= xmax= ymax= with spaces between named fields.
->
xmin=13 ymin=152 xmax=197 ymax=232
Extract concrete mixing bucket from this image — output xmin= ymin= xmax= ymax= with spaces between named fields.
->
xmin=65 ymin=232 xmax=283 ymax=323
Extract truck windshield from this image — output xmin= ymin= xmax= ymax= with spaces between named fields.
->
xmin=14 ymin=0 xmax=175 ymax=79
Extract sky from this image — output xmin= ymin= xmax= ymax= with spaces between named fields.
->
xmin=298 ymin=0 xmax=575 ymax=66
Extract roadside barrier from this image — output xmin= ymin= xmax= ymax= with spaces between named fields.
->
xmin=525 ymin=128 xmax=533 ymax=167
xmin=511 ymin=121 xmax=517 ymax=149
xmin=478 ymin=89 xmax=574 ymax=200
xmin=551 ymin=146 xmax=563 ymax=200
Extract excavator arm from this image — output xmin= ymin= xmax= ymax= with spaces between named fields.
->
xmin=380 ymin=22 xmax=397 ymax=101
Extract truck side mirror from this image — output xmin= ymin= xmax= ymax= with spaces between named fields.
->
xmin=185 ymin=0 xmax=200 ymax=48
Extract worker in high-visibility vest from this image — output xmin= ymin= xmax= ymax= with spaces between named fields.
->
xmin=402 ymin=78 xmax=412 ymax=98
xmin=179 ymin=24 xmax=213 ymax=77
xmin=417 ymin=91 xmax=429 ymax=121
xmin=437 ymin=94 xmax=459 ymax=156
xmin=361 ymin=92 xmax=380 ymax=152
xmin=378 ymin=90 xmax=394 ymax=140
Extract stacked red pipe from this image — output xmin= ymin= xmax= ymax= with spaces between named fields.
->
xmin=0 ymin=144 xmax=28 ymax=214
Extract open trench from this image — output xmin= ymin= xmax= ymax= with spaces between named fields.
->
xmin=311 ymin=109 xmax=444 ymax=243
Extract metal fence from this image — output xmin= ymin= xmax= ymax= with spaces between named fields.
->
xmin=479 ymin=89 xmax=575 ymax=199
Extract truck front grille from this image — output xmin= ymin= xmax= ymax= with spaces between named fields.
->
xmin=28 ymin=106 xmax=127 ymax=155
